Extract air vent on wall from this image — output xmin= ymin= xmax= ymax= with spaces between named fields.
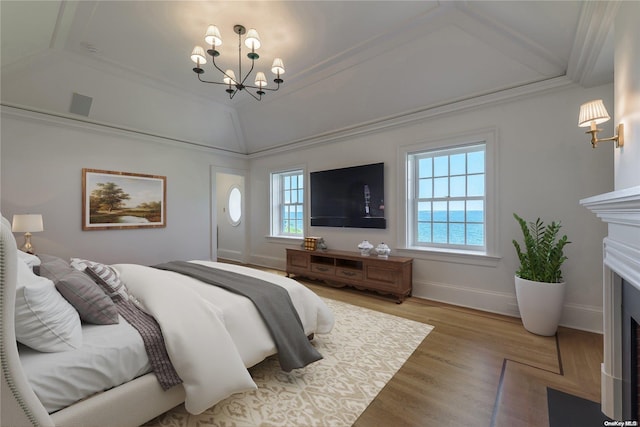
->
xmin=69 ymin=92 xmax=93 ymax=117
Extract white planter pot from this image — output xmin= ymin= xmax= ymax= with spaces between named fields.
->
xmin=514 ymin=276 xmax=566 ymax=336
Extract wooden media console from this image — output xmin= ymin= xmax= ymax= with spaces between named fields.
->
xmin=286 ymin=248 xmax=412 ymax=302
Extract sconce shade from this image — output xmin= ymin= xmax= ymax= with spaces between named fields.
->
xmin=578 ymin=99 xmax=610 ymax=127
xmin=12 ymin=214 xmax=43 ymax=232
xmin=190 ymin=46 xmax=207 ymax=65
xmin=204 ymin=25 xmax=223 ymax=47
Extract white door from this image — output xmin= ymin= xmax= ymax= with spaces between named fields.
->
xmin=215 ymin=171 xmax=246 ymax=263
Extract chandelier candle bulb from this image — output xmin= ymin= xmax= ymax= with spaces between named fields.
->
xmin=244 ymin=29 xmax=261 ymax=50
xmin=272 ymin=58 xmax=285 ymax=75
xmin=205 ymin=25 xmax=222 ymax=47
xmin=223 ymin=69 xmax=237 ymax=85
xmin=190 ymin=46 xmax=206 ymax=73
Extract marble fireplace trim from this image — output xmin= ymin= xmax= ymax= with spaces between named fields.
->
xmin=581 ymin=185 xmax=640 ymax=419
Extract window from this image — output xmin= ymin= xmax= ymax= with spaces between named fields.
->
xmin=271 ymin=169 xmax=304 ymax=237
xmin=227 ymin=185 xmax=242 ymax=226
xmin=403 ymin=132 xmax=496 ymax=259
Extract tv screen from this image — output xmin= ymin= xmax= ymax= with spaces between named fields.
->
xmin=310 ymin=162 xmax=386 ymax=229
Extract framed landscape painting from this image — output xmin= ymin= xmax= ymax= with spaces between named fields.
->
xmin=82 ymin=168 xmax=166 ymax=230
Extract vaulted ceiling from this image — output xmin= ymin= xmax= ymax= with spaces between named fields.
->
xmin=1 ymin=1 xmax=617 ymax=155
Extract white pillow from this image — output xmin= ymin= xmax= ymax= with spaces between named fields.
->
xmin=17 ymin=250 xmax=41 ymax=268
xmin=15 ymin=258 xmax=82 ymax=352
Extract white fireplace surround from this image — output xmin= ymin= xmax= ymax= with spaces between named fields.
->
xmin=581 ymin=185 xmax=640 ymax=419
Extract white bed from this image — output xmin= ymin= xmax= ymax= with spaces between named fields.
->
xmin=0 ymin=215 xmax=334 ymax=427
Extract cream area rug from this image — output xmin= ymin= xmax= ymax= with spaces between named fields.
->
xmin=144 ymin=298 xmax=434 ymax=427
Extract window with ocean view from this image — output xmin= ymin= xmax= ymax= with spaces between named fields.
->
xmin=271 ymin=169 xmax=304 ymax=237
xmin=408 ymin=142 xmax=487 ymax=251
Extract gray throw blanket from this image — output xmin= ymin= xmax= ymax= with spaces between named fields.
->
xmin=108 ymin=294 xmax=182 ymax=390
xmin=152 ymin=261 xmax=323 ymax=372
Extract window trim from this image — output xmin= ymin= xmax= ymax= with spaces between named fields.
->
xmin=397 ymin=128 xmax=500 ymax=264
xmin=269 ymin=167 xmax=306 ymax=239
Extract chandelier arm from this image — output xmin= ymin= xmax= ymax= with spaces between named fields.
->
xmin=197 ymin=74 xmax=235 ymax=86
xmin=239 ymin=59 xmax=256 ymax=86
xmin=244 ymin=85 xmax=280 ymax=93
xmin=210 ymin=55 xmax=238 ymax=85
xmin=242 ymin=89 xmax=261 ymax=101
xmin=243 ymin=80 xmax=281 ymax=92
xmin=237 ymin=30 xmax=243 ymax=87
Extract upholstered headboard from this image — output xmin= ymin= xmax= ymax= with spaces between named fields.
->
xmin=1 ymin=215 xmax=54 ymax=427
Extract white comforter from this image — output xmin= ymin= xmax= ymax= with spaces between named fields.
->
xmin=112 ymin=261 xmax=334 ymax=414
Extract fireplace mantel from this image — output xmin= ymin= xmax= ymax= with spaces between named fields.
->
xmin=581 ymin=185 xmax=640 ymax=419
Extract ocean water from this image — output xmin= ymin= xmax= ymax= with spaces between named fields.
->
xmin=417 ymin=210 xmax=484 ymax=246
xmin=283 ymin=210 xmax=484 ymax=247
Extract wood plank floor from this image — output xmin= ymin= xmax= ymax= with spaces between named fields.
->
xmin=288 ymin=275 xmax=603 ymax=427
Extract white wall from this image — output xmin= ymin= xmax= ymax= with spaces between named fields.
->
xmin=248 ymin=82 xmax=614 ymax=332
xmin=614 ymin=1 xmax=640 ymax=190
xmin=0 ymin=107 xmax=247 ymax=265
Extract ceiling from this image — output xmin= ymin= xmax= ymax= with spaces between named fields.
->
xmin=0 ymin=1 xmax=616 ymax=155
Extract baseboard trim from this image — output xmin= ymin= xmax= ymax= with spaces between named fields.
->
xmin=243 ymin=255 xmax=603 ymax=333
xmin=412 ymin=280 xmax=603 ymax=333
xmin=248 ymin=254 xmax=285 ymax=271
xmin=216 ymin=249 xmax=244 ymax=263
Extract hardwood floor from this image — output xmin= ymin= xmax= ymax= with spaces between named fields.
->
xmin=295 ymin=278 xmax=603 ymax=427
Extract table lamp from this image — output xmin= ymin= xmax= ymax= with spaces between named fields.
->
xmin=12 ymin=214 xmax=44 ymax=254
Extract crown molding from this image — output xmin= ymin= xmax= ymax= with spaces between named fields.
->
xmin=567 ymin=1 xmax=619 ymax=86
xmin=248 ymin=75 xmax=575 ymax=159
xmin=0 ymin=103 xmax=247 ymax=159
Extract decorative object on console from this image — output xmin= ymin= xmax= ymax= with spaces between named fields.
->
xmin=190 ymin=24 xmax=285 ymax=101
xmin=578 ymin=99 xmax=624 ymax=148
xmin=82 ymin=168 xmax=166 ymax=230
xmin=303 ymin=237 xmax=320 ymax=251
xmin=11 ymin=214 xmax=43 ymax=254
xmin=375 ymin=242 xmax=391 ymax=258
xmin=357 ymin=240 xmax=373 ymax=256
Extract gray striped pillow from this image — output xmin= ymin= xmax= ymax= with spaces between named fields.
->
xmin=85 ymin=263 xmax=129 ymax=301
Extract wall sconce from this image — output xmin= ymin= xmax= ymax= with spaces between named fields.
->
xmin=12 ymin=214 xmax=44 ymax=254
xmin=578 ymin=99 xmax=624 ymax=148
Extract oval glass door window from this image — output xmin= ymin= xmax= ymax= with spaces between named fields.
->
xmin=227 ymin=186 xmax=242 ymax=226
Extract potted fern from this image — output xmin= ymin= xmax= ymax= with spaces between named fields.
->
xmin=512 ymin=213 xmax=570 ymax=336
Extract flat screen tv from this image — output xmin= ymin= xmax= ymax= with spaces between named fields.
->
xmin=310 ymin=162 xmax=386 ymax=229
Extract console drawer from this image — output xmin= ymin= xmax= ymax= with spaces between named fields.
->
xmin=336 ymin=268 xmax=363 ymax=281
xmin=311 ymin=264 xmax=335 ymax=275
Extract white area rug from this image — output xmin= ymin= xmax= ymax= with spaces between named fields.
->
xmin=144 ymin=298 xmax=433 ymax=427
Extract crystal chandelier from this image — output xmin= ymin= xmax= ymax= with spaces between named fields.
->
xmin=190 ymin=24 xmax=285 ymax=101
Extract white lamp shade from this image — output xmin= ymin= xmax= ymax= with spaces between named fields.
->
xmin=190 ymin=46 xmax=207 ymax=65
xmin=578 ymin=99 xmax=610 ymax=127
xmin=12 ymin=214 xmax=43 ymax=233
xmin=244 ymin=28 xmax=261 ymax=50
xmin=271 ymin=58 xmax=285 ymax=75
xmin=223 ymin=69 xmax=237 ymax=85
xmin=255 ymin=72 xmax=267 ymax=87
xmin=204 ymin=25 xmax=222 ymax=47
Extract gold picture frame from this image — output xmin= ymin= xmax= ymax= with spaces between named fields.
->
xmin=82 ymin=168 xmax=166 ymax=230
